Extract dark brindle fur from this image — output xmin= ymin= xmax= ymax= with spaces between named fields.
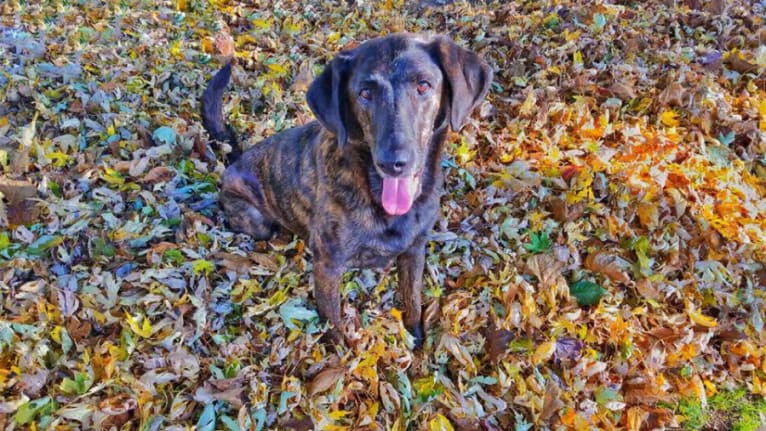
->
xmin=202 ymin=33 xmax=492 ymax=348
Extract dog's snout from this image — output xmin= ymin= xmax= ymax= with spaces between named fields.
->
xmin=376 ymin=149 xmax=411 ymax=176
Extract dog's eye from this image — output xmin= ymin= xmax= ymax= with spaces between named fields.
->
xmin=416 ymin=81 xmax=431 ymax=95
xmin=359 ymin=88 xmax=372 ymax=101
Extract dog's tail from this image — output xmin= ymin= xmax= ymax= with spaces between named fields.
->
xmin=201 ymin=62 xmax=241 ymax=164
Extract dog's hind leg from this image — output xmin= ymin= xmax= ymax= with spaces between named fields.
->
xmin=220 ymin=191 xmax=278 ymax=240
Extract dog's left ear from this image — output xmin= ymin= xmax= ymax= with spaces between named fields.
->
xmin=307 ymin=52 xmax=355 ymax=146
xmin=429 ymin=36 xmax=493 ymax=132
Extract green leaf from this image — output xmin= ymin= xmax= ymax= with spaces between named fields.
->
xmin=0 ymin=232 xmax=10 ymax=251
xmin=523 ymin=231 xmax=552 ymax=254
xmin=718 ymin=130 xmax=735 ymax=146
xmin=164 ymin=249 xmax=184 ymax=265
xmin=634 ymin=236 xmax=652 ymax=276
xmin=152 ymin=126 xmax=177 ymax=145
xmin=252 ymin=408 xmax=266 ymax=431
xmin=569 ymin=280 xmax=606 ymax=306
xmin=192 ymin=259 xmax=215 ymax=276
xmin=60 ymin=377 xmax=80 ymax=395
xmin=197 ymin=403 xmax=216 ymax=431
xmin=15 ymin=397 xmax=53 ymax=425
xmin=413 ymin=375 xmax=444 ymax=404
xmin=26 ymin=234 xmax=64 ymax=257
xmin=595 ymin=386 xmax=622 ymax=405
xmin=592 ymin=13 xmax=607 ymax=32
xmin=278 ymin=391 xmax=295 ymax=414
xmin=220 ymin=415 xmax=241 ymax=431
xmin=278 ymin=299 xmax=319 ymax=332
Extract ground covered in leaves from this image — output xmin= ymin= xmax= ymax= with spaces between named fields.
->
xmin=1 ymin=0 xmax=765 ymax=430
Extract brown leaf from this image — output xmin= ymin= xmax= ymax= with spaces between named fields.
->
xmin=482 ymin=321 xmax=513 ymax=363
xmin=201 ymin=377 xmax=246 ymax=408
xmin=448 ymin=413 xmax=481 ymax=431
xmin=704 ymin=0 xmax=726 ymax=14
xmin=584 ymin=251 xmax=631 ymax=284
xmin=147 ymin=241 xmax=178 ymax=263
xmin=608 ymin=81 xmax=636 ymax=100
xmin=659 ymin=82 xmax=685 ymax=107
xmin=547 ymin=197 xmax=585 ymax=223
xmin=423 ymin=299 xmax=441 ymax=332
xmin=141 ymin=166 xmax=175 ymax=184
xmin=726 ymin=55 xmax=757 ymax=74
xmin=215 ymin=32 xmax=235 ymax=59
xmin=215 ymin=252 xmax=254 ymax=274
xmin=251 ymin=252 xmax=280 ymax=272
xmin=66 ymin=316 xmax=92 ymax=341
xmin=525 ymin=254 xmax=566 ymax=288
xmin=635 ymin=279 xmax=661 ymax=301
xmin=290 ymin=63 xmax=313 ymax=93
xmin=282 ymin=416 xmax=314 ymax=431
xmin=186 ymin=212 xmax=214 ymax=227
xmin=0 ymin=178 xmax=39 ymax=227
xmin=540 ymin=380 xmax=564 ymax=422
xmin=98 ymin=394 xmax=137 ymax=430
xmin=307 ymin=366 xmax=345 ymax=397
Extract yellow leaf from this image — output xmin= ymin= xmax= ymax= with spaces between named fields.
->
xmin=532 ymin=340 xmax=556 ymax=364
xmin=686 ymin=301 xmax=717 ymax=328
xmin=660 ymin=110 xmax=679 ymax=127
xmin=329 ymin=410 xmax=350 ymax=420
xmin=252 ymin=17 xmax=272 ymax=31
xmin=267 ymin=63 xmax=289 ymax=76
xmin=688 ymin=308 xmax=718 ymax=328
xmin=637 ymin=202 xmax=658 ymax=229
xmin=125 ymin=312 xmax=154 ymax=338
xmin=564 ymin=29 xmax=582 ymax=42
xmin=390 ymin=307 xmax=402 ymax=321
xmin=519 ymin=90 xmax=537 ymax=117
xmin=326 ymin=32 xmax=341 ymax=45
xmin=573 ymin=51 xmax=584 ymax=69
xmin=47 ymin=151 xmax=72 ymax=167
xmin=201 ymin=37 xmax=214 ymax=54
xmin=102 ymin=167 xmax=125 ymax=185
xmin=455 ymin=137 xmax=475 ymax=164
xmin=170 ymin=40 xmax=183 ymax=60
xmin=429 ymin=414 xmax=454 ymax=431
xmin=51 ymin=326 xmax=63 ymax=344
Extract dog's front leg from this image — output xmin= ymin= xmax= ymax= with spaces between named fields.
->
xmin=313 ymin=258 xmax=345 ymax=344
xmin=397 ymin=237 xmax=426 ymax=349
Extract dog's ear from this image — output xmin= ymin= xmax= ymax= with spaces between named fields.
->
xmin=307 ymin=52 xmax=354 ymax=146
xmin=429 ymin=36 xmax=493 ymax=132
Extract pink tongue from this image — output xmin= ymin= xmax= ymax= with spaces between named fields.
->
xmin=382 ymin=176 xmax=417 ymax=215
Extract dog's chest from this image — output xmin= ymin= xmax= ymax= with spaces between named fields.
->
xmin=346 ymin=205 xmax=435 ymax=269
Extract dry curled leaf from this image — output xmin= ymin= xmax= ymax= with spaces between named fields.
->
xmin=307 ymin=366 xmax=345 ymax=397
xmin=585 ymin=251 xmax=631 ymax=284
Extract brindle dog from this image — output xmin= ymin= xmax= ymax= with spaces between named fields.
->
xmin=202 ymin=33 xmax=492 ymax=348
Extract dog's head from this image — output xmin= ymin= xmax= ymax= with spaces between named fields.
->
xmin=307 ymin=33 xmax=492 ymax=216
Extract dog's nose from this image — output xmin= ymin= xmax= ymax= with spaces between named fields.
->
xmin=376 ymin=150 xmax=410 ymax=176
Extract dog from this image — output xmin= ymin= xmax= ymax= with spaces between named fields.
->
xmin=201 ymin=33 xmax=492 ymax=348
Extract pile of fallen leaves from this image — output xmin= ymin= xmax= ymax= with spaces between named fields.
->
xmin=1 ymin=0 xmax=765 ymax=429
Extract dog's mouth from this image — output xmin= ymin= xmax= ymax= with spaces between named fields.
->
xmin=381 ymin=172 xmax=421 ymax=216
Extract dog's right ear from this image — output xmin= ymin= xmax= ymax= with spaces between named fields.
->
xmin=307 ymin=52 xmax=354 ymax=146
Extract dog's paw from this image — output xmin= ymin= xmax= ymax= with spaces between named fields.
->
xmin=319 ymin=328 xmax=345 ymax=349
xmin=410 ymin=324 xmax=425 ymax=350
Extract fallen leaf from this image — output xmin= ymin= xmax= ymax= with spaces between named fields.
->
xmin=585 ymin=251 xmax=631 ymax=284
xmin=307 ymin=367 xmax=345 ymax=397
